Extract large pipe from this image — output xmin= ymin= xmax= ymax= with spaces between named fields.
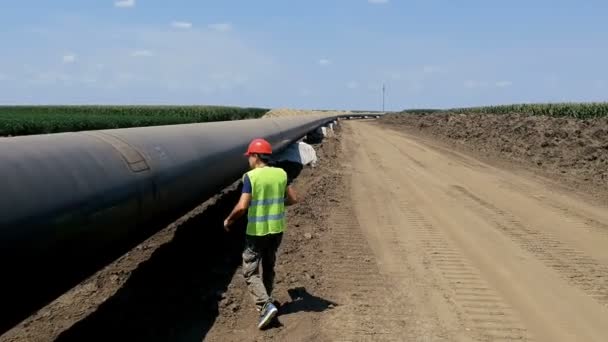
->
xmin=0 ymin=114 xmax=345 ymax=332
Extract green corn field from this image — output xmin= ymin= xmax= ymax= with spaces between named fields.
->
xmin=402 ymin=103 xmax=608 ymax=119
xmin=0 ymin=106 xmax=269 ymax=137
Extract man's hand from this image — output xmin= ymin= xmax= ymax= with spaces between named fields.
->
xmin=223 ymin=218 xmax=231 ymax=232
xmin=285 ymin=185 xmax=298 ymax=206
xmin=224 ymin=193 xmax=251 ymax=233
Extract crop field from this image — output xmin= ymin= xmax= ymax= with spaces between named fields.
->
xmin=0 ymin=106 xmax=269 ymax=137
xmin=402 ymin=102 xmax=608 ymax=118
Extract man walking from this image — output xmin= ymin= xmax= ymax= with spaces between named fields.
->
xmin=224 ymin=138 xmax=298 ymax=329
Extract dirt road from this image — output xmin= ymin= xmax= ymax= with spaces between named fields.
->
xmin=319 ymin=120 xmax=608 ymax=341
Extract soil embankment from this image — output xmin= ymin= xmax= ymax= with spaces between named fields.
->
xmin=381 ymin=113 xmax=608 ymax=193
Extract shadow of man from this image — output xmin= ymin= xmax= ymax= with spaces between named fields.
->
xmin=280 ymin=287 xmax=337 ymax=316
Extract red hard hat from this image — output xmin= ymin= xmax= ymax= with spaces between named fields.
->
xmin=245 ymin=138 xmax=272 ymax=156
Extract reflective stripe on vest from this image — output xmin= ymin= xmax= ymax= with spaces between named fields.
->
xmin=250 ymin=197 xmax=285 ymax=206
xmin=248 ymin=213 xmax=285 ymax=223
xmin=246 ymin=167 xmax=288 ymax=236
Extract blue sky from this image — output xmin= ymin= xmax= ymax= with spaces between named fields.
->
xmin=0 ymin=0 xmax=607 ymax=110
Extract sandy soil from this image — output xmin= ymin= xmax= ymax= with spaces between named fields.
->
xmin=4 ymin=119 xmax=608 ymax=341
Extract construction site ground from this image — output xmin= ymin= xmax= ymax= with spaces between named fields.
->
xmin=3 ymin=118 xmax=608 ymax=342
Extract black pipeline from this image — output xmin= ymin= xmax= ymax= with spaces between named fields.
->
xmin=0 ymin=114 xmax=370 ymax=332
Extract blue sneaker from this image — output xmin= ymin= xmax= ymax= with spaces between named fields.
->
xmin=257 ymin=302 xmax=278 ymax=329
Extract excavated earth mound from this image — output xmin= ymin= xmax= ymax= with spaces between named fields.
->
xmin=380 ymin=113 xmax=608 ymax=191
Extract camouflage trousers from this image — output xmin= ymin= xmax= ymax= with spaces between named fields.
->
xmin=242 ymin=233 xmax=283 ymax=311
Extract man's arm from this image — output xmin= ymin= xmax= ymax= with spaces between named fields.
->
xmin=224 ymin=193 xmax=251 ymax=231
xmin=285 ymin=185 xmax=298 ymax=206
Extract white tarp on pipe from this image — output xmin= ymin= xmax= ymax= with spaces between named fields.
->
xmin=273 ymin=142 xmax=318 ymax=167
xmin=315 ymin=126 xmax=334 ymax=138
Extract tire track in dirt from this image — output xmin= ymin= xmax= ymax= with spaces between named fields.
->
xmin=370 ymin=129 xmax=533 ymax=341
xmin=319 ymin=136 xmax=413 ymax=341
xmin=543 ymin=203 xmax=608 ymax=236
xmin=322 ymin=204 xmax=409 ymax=341
xmin=371 ymin=125 xmax=489 ymax=171
xmin=379 ymin=124 xmax=608 ymax=310
xmin=376 ymin=169 xmax=533 ymax=341
xmin=348 ymin=124 xmax=533 ymax=342
xmin=497 ymin=179 xmax=608 ymax=237
xmin=448 ymin=185 xmax=608 ymax=307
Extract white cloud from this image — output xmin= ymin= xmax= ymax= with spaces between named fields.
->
xmin=208 ymin=23 xmax=233 ymax=32
xmin=171 ymin=21 xmax=193 ymax=29
xmin=464 ymin=80 xmax=488 ymax=89
xmin=423 ymin=65 xmax=441 ymax=73
xmin=496 ymin=81 xmax=513 ymax=88
xmin=130 ymin=50 xmax=154 ymax=57
xmin=368 ymin=0 xmax=389 ymax=4
xmin=9 ymin=25 xmax=277 ymax=100
xmin=63 ymin=54 xmax=77 ymax=64
xmin=318 ymin=59 xmax=331 ymax=66
xmin=464 ymin=80 xmax=476 ymax=88
xmin=82 ymin=77 xmax=98 ymax=85
xmin=28 ymin=71 xmax=72 ymax=85
xmin=299 ymin=88 xmax=312 ymax=97
xmin=347 ymin=81 xmax=359 ymax=89
xmin=115 ymin=72 xmax=135 ymax=82
xmin=114 ymin=0 xmax=135 ymax=8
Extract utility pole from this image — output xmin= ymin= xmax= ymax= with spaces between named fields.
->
xmin=382 ymin=83 xmax=386 ymax=112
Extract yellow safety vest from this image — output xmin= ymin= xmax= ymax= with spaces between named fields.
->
xmin=245 ymin=167 xmax=287 ymax=236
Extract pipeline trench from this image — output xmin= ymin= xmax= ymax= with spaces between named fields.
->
xmin=3 ymin=118 xmax=608 ymax=341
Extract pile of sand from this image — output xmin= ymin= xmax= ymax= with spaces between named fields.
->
xmin=263 ymin=108 xmax=352 ymax=118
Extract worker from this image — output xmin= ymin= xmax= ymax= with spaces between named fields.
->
xmin=224 ymin=138 xmax=299 ymax=330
